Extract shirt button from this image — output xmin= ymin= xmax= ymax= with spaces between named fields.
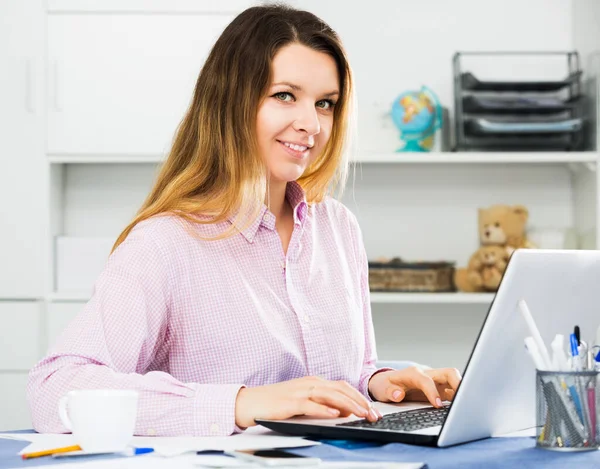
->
xmin=210 ymin=423 xmax=220 ymax=435
xmin=147 ymin=428 xmax=157 ymax=436
xmin=303 ymin=314 xmax=310 ymax=323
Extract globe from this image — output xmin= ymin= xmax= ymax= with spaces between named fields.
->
xmin=391 ymin=86 xmax=442 ymax=152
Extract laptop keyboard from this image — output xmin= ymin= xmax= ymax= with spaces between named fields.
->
xmin=336 ymin=406 xmax=449 ymax=432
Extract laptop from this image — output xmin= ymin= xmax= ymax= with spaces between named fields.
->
xmin=256 ymin=249 xmax=600 ymax=447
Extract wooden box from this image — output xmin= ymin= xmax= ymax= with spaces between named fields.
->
xmin=368 ymin=258 xmax=456 ymax=292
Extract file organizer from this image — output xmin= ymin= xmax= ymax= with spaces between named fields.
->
xmin=453 ymin=52 xmax=584 ymax=151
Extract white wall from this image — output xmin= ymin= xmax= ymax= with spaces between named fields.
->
xmin=344 ymin=164 xmax=573 ymax=266
xmin=372 ymin=303 xmax=488 ymax=370
xmin=299 ymin=0 xmax=574 ymax=152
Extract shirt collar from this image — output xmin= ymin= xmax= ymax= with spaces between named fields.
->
xmin=228 ymin=181 xmax=308 ymax=243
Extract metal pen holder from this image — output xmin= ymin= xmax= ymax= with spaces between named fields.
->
xmin=536 ymin=370 xmax=599 ymax=451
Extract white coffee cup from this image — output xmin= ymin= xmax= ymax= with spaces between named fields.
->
xmin=58 ymin=389 xmax=139 ymax=453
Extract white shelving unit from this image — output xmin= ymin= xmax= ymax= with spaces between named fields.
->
xmin=49 ymin=151 xmax=599 ymax=165
xmin=356 ymin=152 xmax=598 ymax=165
xmin=42 ymin=0 xmax=600 ymax=372
xmin=47 ymin=290 xmax=496 ymax=305
xmin=370 ymin=292 xmax=495 ymax=305
xmin=3 ymin=0 xmax=600 ymax=430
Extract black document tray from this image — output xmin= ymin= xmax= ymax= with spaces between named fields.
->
xmin=462 ymin=95 xmax=578 ymax=114
xmin=465 ymin=117 xmax=582 ymax=135
xmin=461 ymin=71 xmax=582 ymax=92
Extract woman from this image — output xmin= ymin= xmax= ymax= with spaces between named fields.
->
xmin=28 ymin=4 xmax=461 ymax=437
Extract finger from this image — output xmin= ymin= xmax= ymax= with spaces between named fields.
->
xmin=413 ymin=373 xmax=442 ymax=408
xmin=429 ymin=368 xmax=462 ymax=392
xmin=331 ymin=381 xmax=373 ymax=413
xmin=329 ymin=381 xmax=377 ymax=420
xmin=446 ymin=368 xmax=462 ymax=391
xmin=300 ymin=399 xmax=342 ymax=419
xmin=435 ymin=382 xmax=449 ymax=398
xmin=432 ymin=381 xmax=457 ymax=402
xmin=386 ymin=385 xmax=406 ymax=403
xmin=310 ymin=387 xmax=377 ymax=421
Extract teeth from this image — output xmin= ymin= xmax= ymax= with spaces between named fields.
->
xmin=283 ymin=142 xmax=308 ymax=152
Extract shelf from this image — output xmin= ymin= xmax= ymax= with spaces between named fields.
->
xmin=354 ymin=151 xmax=597 ymax=165
xmin=370 ymin=292 xmax=495 ymax=304
xmin=47 ymin=291 xmax=92 ymax=302
xmin=48 ymin=154 xmax=165 ymax=164
xmin=48 ymin=151 xmax=597 ymax=165
xmin=47 ymin=290 xmax=495 ymax=305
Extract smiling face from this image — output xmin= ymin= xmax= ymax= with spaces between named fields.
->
xmin=256 ymin=43 xmax=340 ymax=185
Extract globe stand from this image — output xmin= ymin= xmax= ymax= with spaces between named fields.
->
xmin=396 ymin=139 xmax=428 ymax=152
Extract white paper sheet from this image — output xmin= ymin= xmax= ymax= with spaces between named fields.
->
xmin=194 ymin=462 xmax=424 ymax=469
xmin=193 ymin=454 xmax=253 ymax=467
xmin=1 ymin=426 xmax=319 ymax=458
xmin=8 ymin=453 xmax=425 ymax=469
xmin=9 ymin=454 xmax=199 ymax=469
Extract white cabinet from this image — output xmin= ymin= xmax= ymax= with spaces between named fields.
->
xmin=0 ymin=1 xmax=46 ymax=299
xmin=0 ymin=373 xmax=31 ymax=431
xmin=0 ymin=302 xmax=43 ymax=371
xmin=47 ymin=11 xmax=240 ymax=156
xmin=46 ymin=302 xmax=84 ymax=351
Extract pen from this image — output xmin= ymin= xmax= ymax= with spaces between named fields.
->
xmin=567 ymin=385 xmax=585 ymax=424
xmin=570 ymin=334 xmax=582 ymax=371
xmin=570 ymin=333 xmax=593 ymax=438
xmin=21 ymin=445 xmax=82 ymax=460
xmin=588 ymin=385 xmax=597 ymax=445
xmin=51 ymin=447 xmax=154 ymax=459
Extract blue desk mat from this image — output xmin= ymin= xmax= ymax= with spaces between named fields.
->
xmin=289 ymin=437 xmax=600 ymax=469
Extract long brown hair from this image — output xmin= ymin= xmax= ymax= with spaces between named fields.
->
xmin=112 ymin=3 xmax=354 ymax=252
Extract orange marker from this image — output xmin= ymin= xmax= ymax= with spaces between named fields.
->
xmin=21 ymin=444 xmax=82 ymax=460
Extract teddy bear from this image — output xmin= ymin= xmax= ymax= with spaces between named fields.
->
xmin=455 ymin=245 xmax=509 ymax=292
xmin=454 ymin=204 xmax=535 ymax=292
xmin=478 ymin=204 xmax=535 ymax=256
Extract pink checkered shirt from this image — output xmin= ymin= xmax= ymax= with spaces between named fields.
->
xmin=27 ymin=181 xmax=384 ymax=437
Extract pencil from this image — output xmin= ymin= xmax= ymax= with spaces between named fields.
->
xmin=21 ymin=445 xmax=82 ymax=460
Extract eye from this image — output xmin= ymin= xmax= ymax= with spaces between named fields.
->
xmin=316 ymin=99 xmax=336 ymax=110
xmin=494 ymin=222 xmax=500 ymax=227
xmin=273 ymin=92 xmax=294 ymax=102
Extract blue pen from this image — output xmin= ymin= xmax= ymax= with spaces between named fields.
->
xmin=567 ymin=383 xmax=585 ymax=424
xmin=571 ymin=334 xmax=582 ymax=371
xmin=568 ymin=334 xmax=584 ymax=421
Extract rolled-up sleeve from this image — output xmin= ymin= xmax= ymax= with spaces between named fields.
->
xmin=27 ymin=223 xmax=245 ymax=436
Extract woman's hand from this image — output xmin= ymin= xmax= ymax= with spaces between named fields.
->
xmin=368 ymin=367 xmax=462 ymax=407
xmin=235 ymin=376 xmax=382 ymax=428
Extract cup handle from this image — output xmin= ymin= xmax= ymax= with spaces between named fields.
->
xmin=58 ymin=395 xmax=72 ymax=431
